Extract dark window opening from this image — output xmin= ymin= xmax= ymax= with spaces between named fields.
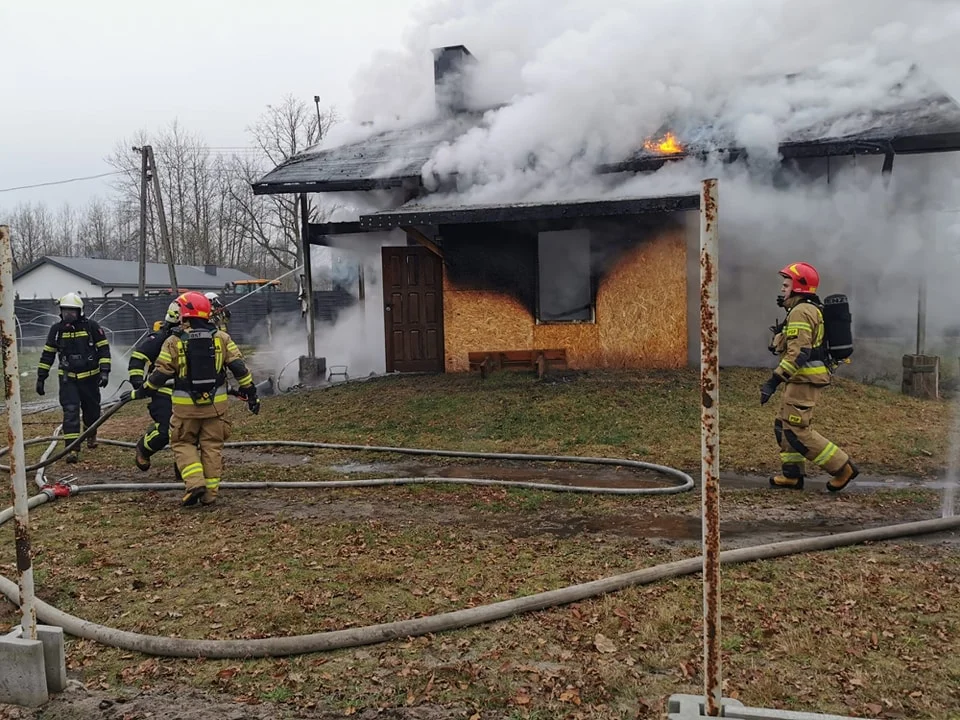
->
xmin=537 ymin=230 xmax=593 ymax=323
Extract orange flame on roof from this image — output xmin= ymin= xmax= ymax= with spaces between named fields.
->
xmin=643 ymin=131 xmax=684 ymax=155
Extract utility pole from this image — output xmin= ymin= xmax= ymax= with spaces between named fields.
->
xmin=134 ymin=146 xmax=148 ymax=297
xmin=145 ymin=145 xmax=178 ymax=293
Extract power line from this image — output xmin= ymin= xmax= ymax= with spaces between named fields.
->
xmin=0 ymin=171 xmax=125 ymax=193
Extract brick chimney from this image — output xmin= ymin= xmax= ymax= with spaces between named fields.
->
xmin=432 ymin=45 xmax=475 ymax=116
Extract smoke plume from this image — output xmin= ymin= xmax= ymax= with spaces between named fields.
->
xmin=307 ymin=1 xmax=960 ymax=382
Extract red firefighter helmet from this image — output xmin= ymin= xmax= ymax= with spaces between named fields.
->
xmin=176 ymin=291 xmax=212 ymax=320
xmin=779 ymin=262 xmax=820 ymax=295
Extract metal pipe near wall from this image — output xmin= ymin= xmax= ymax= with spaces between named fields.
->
xmin=699 ymin=179 xmax=721 ymax=716
xmin=0 ymin=224 xmax=39 ymax=640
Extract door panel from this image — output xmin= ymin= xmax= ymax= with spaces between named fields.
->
xmin=382 ymin=246 xmax=445 ymax=373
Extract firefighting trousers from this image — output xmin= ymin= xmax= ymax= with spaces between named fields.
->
xmin=138 ymin=394 xmax=172 ymax=459
xmin=58 ymin=377 xmax=101 ymax=449
xmin=169 ymin=413 xmax=231 ymax=500
xmin=774 ymin=382 xmax=850 ymax=477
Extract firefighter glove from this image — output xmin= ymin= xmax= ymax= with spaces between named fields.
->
xmin=760 ymin=374 xmax=783 ymax=405
xmin=129 ymin=376 xmax=143 ymax=390
xmin=99 ymin=372 xmax=110 ymax=388
xmin=35 ymin=378 xmax=45 ymax=396
xmin=248 ymin=396 xmax=261 ymax=415
xmin=120 ymin=388 xmax=147 ymax=403
xmin=139 ymin=384 xmax=157 ymax=398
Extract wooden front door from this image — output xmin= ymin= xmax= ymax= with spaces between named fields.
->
xmin=382 ymin=246 xmax=444 ymax=373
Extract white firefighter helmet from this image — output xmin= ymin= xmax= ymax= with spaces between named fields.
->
xmin=58 ymin=292 xmax=84 ymax=311
xmin=165 ymin=300 xmax=181 ymax=325
xmin=204 ymin=291 xmax=225 ymax=312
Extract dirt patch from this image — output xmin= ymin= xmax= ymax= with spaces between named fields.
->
xmin=0 ymin=682 xmax=484 ymax=720
xmin=53 ymin=457 xmax=958 ymax=548
xmin=2 ymin=475 xmax=958 ymax=719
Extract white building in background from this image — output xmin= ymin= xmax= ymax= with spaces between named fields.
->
xmin=13 ymin=256 xmax=256 ymax=301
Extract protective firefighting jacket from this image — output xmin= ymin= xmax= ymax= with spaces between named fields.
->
xmin=770 ymin=296 xmax=830 ymax=386
xmin=127 ymin=326 xmax=178 ymax=397
xmin=37 ymin=318 xmax=111 ymax=381
xmin=143 ymin=320 xmax=254 ymax=417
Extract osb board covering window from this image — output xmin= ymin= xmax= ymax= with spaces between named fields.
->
xmin=443 ymin=229 xmax=687 ymax=371
xmin=597 ymin=227 xmax=687 ymax=368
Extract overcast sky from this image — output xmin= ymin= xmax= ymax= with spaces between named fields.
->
xmin=0 ymin=0 xmax=429 ymax=208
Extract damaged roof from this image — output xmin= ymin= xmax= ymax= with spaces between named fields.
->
xmin=252 ymin=115 xmax=483 ymax=194
xmin=604 ymin=66 xmax=960 ymax=173
xmin=253 ymin=64 xmax=960 ymax=196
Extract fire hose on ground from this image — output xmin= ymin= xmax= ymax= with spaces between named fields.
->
xmin=1 ymin=405 xmax=959 ymax=659
xmin=0 ymin=396 xmax=132 ymax=473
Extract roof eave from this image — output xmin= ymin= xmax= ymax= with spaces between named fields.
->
xmin=358 ymin=193 xmax=701 ymax=229
xmin=13 ymin=256 xmax=106 ymax=286
xmin=251 ymin=176 xmax=421 ymax=196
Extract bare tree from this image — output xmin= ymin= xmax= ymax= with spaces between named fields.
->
xmin=7 ymin=202 xmax=53 ymax=270
xmin=78 ymin=199 xmax=113 ymax=258
xmin=53 ymin=203 xmax=78 ymax=256
xmin=6 ymin=96 xmax=341 ymax=283
xmin=231 ymin=95 xmax=341 ymax=278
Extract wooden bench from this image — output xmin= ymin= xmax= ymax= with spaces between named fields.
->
xmin=468 ymin=349 xmax=568 ymax=379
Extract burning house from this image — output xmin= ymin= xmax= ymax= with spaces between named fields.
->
xmin=253 ymin=45 xmax=960 ymax=375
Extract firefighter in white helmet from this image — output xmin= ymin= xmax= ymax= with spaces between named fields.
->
xmin=204 ymin=291 xmax=231 ymax=332
xmin=36 ymin=293 xmax=112 ymax=463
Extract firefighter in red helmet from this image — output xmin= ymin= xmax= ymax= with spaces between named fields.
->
xmin=762 ymin=262 xmax=858 ymax=492
xmin=122 ymin=291 xmax=260 ymax=506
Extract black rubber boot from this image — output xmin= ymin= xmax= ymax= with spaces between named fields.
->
xmin=181 ymin=486 xmax=205 ymax=507
xmin=134 ymin=440 xmax=151 ymax=471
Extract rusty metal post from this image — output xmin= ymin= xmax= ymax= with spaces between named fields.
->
xmin=300 ymin=194 xmax=317 ymax=359
xmin=699 ymin=179 xmax=721 ymax=715
xmin=0 ymin=225 xmax=39 ymax=640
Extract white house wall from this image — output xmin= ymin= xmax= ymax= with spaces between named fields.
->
xmin=14 ymin=264 xmax=101 ymax=301
xmin=318 ymin=229 xmax=408 ymax=375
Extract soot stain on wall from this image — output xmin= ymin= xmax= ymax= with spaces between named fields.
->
xmin=439 ymin=214 xmax=686 ymax=313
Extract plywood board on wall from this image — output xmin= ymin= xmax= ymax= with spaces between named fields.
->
xmin=442 ymin=277 xmax=533 ymax=372
xmin=442 ymin=227 xmax=687 ymax=372
xmin=597 ymin=228 xmax=688 ymax=368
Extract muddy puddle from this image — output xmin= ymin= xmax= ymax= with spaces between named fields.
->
xmin=56 ymin=454 xmax=958 ymax=549
xmin=328 ymin=460 xmax=678 ymax=489
xmin=496 ymin=511 xmax=866 ymax=544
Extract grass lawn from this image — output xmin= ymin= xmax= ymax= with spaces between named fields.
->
xmin=0 ymin=351 xmax=44 ymax=404
xmin=220 ymin=368 xmax=951 ymax=477
xmin=1 ymin=369 xmax=958 ymax=719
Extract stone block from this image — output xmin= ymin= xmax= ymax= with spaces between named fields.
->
xmin=298 ymin=355 xmax=327 ymax=385
xmin=0 ymin=629 xmax=50 ymax=707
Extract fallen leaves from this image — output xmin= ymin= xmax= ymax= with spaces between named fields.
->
xmin=594 ymin=633 xmax=617 ymax=654
xmin=559 ymin=686 xmax=582 ymax=705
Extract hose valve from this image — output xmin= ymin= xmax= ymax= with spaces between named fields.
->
xmin=40 ymin=481 xmax=75 ymax=500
